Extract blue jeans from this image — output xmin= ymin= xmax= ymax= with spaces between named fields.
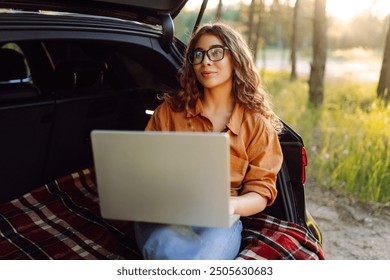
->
xmin=134 ymin=220 xmax=243 ymax=260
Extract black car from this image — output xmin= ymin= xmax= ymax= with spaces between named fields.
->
xmin=0 ymin=0 xmax=322 ymax=259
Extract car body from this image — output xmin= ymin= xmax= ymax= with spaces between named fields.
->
xmin=0 ymin=0 xmax=322 ymax=245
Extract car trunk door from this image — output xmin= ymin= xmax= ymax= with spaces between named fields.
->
xmin=0 ymin=0 xmax=209 ymax=51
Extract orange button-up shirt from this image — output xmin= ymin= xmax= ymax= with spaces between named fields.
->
xmin=145 ymin=99 xmax=283 ymax=206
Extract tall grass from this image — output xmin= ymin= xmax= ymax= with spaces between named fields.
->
xmin=262 ymin=71 xmax=390 ymax=206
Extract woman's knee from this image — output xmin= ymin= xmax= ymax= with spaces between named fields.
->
xmin=194 ymin=220 xmax=243 ymax=260
xmin=136 ymin=224 xmax=202 ymax=260
xmin=134 ymin=221 xmax=243 ymax=260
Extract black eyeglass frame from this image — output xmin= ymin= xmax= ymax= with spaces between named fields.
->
xmin=188 ymin=45 xmax=230 ymax=65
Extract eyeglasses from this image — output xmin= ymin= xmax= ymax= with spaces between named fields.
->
xmin=188 ymin=45 xmax=230 ymax=65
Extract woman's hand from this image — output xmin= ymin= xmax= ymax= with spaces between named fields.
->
xmin=229 ymin=192 xmax=268 ymax=217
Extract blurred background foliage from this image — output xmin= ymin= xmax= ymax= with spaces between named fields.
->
xmin=175 ymin=0 xmax=389 ymax=50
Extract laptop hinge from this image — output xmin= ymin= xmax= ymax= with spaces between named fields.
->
xmin=158 ymin=12 xmax=174 ymax=53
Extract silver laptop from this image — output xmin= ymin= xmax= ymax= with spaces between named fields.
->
xmin=91 ymin=130 xmax=240 ymax=228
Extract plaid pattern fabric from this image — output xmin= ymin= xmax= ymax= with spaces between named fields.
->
xmin=237 ymin=215 xmax=325 ymax=260
xmin=0 ymin=168 xmax=324 ymax=260
xmin=0 ymin=168 xmax=141 ymax=260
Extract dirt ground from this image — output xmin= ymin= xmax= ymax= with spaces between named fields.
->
xmin=305 ymin=182 xmax=390 ymax=260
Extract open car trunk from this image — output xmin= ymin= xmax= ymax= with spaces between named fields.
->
xmin=0 ymin=36 xmax=308 ymax=224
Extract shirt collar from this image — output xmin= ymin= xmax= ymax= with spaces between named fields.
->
xmin=186 ymin=98 xmax=203 ymax=118
xmin=186 ymin=99 xmax=244 ymax=135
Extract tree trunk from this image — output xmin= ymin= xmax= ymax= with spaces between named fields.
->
xmin=377 ymin=21 xmax=390 ymax=103
xmin=253 ymin=0 xmax=265 ymax=62
xmin=247 ymin=0 xmax=257 ymax=51
xmin=309 ymin=0 xmax=327 ymax=107
xmin=215 ymin=0 xmax=223 ymax=21
xmin=290 ymin=0 xmax=300 ymax=80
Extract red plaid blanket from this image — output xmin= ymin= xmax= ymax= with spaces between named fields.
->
xmin=238 ymin=215 xmax=325 ymax=260
xmin=0 ymin=168 xmax=324 ymax=260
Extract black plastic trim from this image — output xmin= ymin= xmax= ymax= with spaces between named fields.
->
xmin=159 ymin=12 xmax=174 ymax=53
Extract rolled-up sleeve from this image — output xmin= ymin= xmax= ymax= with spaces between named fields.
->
xmin=239 ymin=117 xmax=283 ymax=206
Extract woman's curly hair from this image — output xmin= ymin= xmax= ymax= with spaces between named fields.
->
xmin=163 ymin=22 xmax=283 ymax=134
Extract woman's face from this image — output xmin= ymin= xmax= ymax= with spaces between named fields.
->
xmin=192 ymin=34 xmax=233 ymax=92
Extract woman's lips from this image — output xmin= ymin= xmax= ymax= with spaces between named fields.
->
xmin=201 ymin=71 xmax=216 ymax=77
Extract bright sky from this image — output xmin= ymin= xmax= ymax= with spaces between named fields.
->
xmin=186 ymin=0 xmax=390 ymax=21
xmin=326 ymin=0 xmax=390 ymax=21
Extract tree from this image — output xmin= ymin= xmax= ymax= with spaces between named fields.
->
xmin=270 ymin=0 xmax=282 ymax=49
xmin=308 ymin=0 xmax=327 ymax=107
xmin=253 ymin=0 xmax=265 ymax=61
xmin=247 ymin=0 xmax=257 ymax=51
xmin=377 ymin=20 xmax=390 ymax=103
xmin=215 ymin=0 xmax=223 ymax=21
xmin=290 ymin=0 xmax=300 ymax=80
xmin=245 ymin=0 xmax=265 ymax=62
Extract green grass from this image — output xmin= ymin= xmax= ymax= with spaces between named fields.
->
xmin=262 ymin=70 xmax=390 ymax=207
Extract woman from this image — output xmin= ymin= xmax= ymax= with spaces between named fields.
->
xmin=134 ymin=22 xmax=283 ymax=260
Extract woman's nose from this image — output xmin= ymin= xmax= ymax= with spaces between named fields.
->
xmin=202 ymin=54 xmax=212 ymax=65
